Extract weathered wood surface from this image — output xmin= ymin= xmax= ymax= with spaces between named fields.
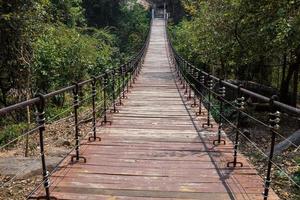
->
xmin=33 ymin=19 xmax=279 ymax=200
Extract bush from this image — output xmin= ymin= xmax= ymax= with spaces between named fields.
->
xmin=0 ymin=123 xmax=28 ymax=146
xmin=32 ymin=24 xmax=119 ymax=92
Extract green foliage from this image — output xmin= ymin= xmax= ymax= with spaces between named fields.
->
xmin=0 ymin=0 xmax=38 ymax=106
xmin=117 ymin=0 xmax=150 ymax=57
xmin=49 ymin=0 xmax=86 ymax=27
xmin=205 ymin=95 xmax=234 ymax=123
xmin=293 ymin=157 xmax=300 ymax=186
xmin=0 ymin=123 xmax=28 ymax=146
xmin=293 ymin=170 xmax=300 ymax=186
xmin=0 ymin=0 xmax=150 ymax=108
xmin=83 ymin=0 xmax=122 ymax=27
xmin=0 ymin=0 xmax=150 ymax=151
xmin=170 ymin=0 xmax=300 ymax=106
xmin=32 ymin=24 xmax=118 ymax=92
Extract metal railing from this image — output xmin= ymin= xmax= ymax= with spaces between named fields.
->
xmin=165 ymin=19 xmax=300 ymax=200
xmin=0 ymin=21 xmax=151 ymax=200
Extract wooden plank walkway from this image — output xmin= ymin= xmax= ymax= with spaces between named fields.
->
xmin=35 ymin=19 xmax=279 ymax=200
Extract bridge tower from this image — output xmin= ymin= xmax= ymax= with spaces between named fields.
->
xmin=148 ymin=0 xmax=168 ymax=19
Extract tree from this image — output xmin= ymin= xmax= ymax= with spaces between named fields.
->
xmin=117 ymin=0 xmax=150 ymax=56
xmin=0 ymin=0 xmax=37 ymax=107
xmin=0 ymin=0 xmax=150 ymax=109
xmin=49 ymin=0 xmax=86 ymax=27
xmin=171 ymin=0 xmax=300 ymax=106
xmin=83 ymin=0 xmax=122 ymax=27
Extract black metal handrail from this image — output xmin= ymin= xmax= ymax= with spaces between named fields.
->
xmin=174 ymin=56 xmax=300 ymax=116
xmin=165 ymin=28 xmax=299 ymax=117
xmin=0 ymin=19 xmax=152 ymax=200
xmin=165 ymin=19 xmax=299 ymax=200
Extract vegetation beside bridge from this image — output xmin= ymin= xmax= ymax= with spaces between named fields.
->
xmin=167 ymin=1 xmax=300 ymax=199
xmin=0 ymin=0 xmax=150 ymax=109
xmin=169 ymin=0 xmax=300 ymax=107
xmin=0 ymin=0 xmax=150 ymax=145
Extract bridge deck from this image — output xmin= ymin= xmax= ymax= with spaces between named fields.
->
xmin=35 ymin=19 xmax=279 ymax=200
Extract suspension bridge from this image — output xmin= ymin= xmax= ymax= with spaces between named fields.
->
xmin=1 ymin=17 xmax=299 ymax=200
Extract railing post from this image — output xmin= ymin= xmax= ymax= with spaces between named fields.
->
xmin=110 ymin=69 xmax=119 ymax=113
xmin=122 ymin=65 xmax=128 ymax=99
xmin=177 ymin=59 xmax=181 ymax=80
xmin=152 ymin=8 xmax=154 ymax=19
xmin=196 ymin=75 xmax=205 ymax=116
xmin=71 ymin=83 xmax=86 ymax=163
xmin=164 ymin=3 xmax=166 ymax=19
xmin=138 ymin=56 xmax=142 ymax=75
xmin=182 ymin=60 xmax=186 ymax=89
xmin=116 ymin=66 xmax=124 ymax=106
xmin=187 ymin=65 xmax=192 ymax=100
xmin=227 ymin=85 xmax=244 ymax=167
xmin=89 ymin=77 xmax=101 ymax=142
xmin=173 ymin=53 xmax=176 ymax=67
xmin=101 ymin=71 xmax=112 ymax=126
xmin=202 ymin=74 xmax=213 ymax=128
xmin=136 ymin=59 xmax=140 ymax=77
xmin=178 ymin=57 xmax=183 ymax=84
xmin=213 ymin=79 xmax=226 ymax=145
xmin=184 ymin=61 xmax=188 ymax=95
xmin=35 ymin=94 xmax=55 ymax=200
xmin=133 ymin=61 xmax=138 ymax=83
xmin=263 ymin=95 xmax=280 ymax=200
xmin=125 ymin=64 xmax=130 ymax=94
xmin=139 ymin=55 xmax=142 ymax=72
xmin=178 ymin=61 xmax=183 ymax=84
xmin=128 ymin=63 xmax=134 ymax=88
xmin=127 ymin=68 xmax=131 ymax=92
xmin=191 ymin=71 xmax=199 ymax=107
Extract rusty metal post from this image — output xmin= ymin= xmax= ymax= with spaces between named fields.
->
xmin=34 ymin=94 xmax=55 ymax=200
xmin=182 ymin=60 xmax=186 ymax=89
xmin=213 ymin=79 xmax=226 ymax=145
xmin=184 ymin=61 xmax=188 ymax=95
xmin=187 ymin=65 xmax=192 ymax=100
xmin=191 ymin=71 xmax=199 ymax=107
xmin=125 ymin=64 xmax=130 ymax=94
xmin=110 ymin=69 xmax=119 ymax=113
xmin=89 ymin=77 xmax=101 ymax=142
xmin=263 ymin=96 xmax=280 ymax=200
xmin=133 ymin=61 xmax=138 ymax=83
xmin=127 ymin=71 xmax=131 ymax=92
xmin=129 ymin=62 xmax=133 ymax=88
xmin=101 ymin=72 xmax=112 ymax=126
xmin=176 ymin=57 xmax=181 ymax=83
xmin=175 ymin=57 xmax=180 ymax=79
xmin=116 ymin=67 xmax=124 ymax=106
xmin=138 ymin=56 xmax=142 ymax=75
xmin=138 ymin=57 xmax=142 ymax=76
xmin=202 ymin=74 xmax=213 ymax=128
xmin=179 ymin=58 xmax=183 ymax=85
xmin=227 ymin=85 xmax=244 ymax=167
xmin=122 ymin=65 xmax=128 ymax=99
xmin=71 ymin=83 xmax=86 ymax=163
xmin=196 ymin=75 xmax=205 ymax=116
xmin=177 ymin=65 xmax=181 ymax=80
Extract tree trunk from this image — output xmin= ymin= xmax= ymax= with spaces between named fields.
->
xmin=291 ymin=64 xmax=299 ymax=107
xmin=220 ymin=58 xmax=226 ymax=79
xmin=282 ymin=46 xmax=300 ymax=105
xmin=280 ymin=64 xmax=294 ymax=104
xmin=281 ymin=53 xmax=287 ymax=85
xmin=273 ymin=129 xmax=300 ymax=155
xmin=25 ymin=91 xmax=31 ymax=157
